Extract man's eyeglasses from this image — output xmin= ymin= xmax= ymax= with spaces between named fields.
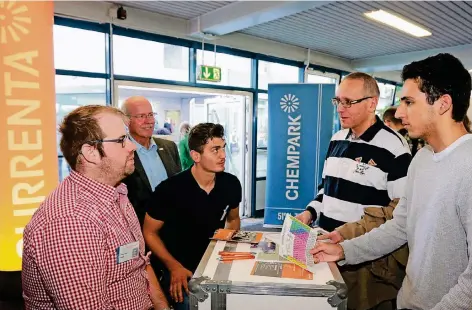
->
xmin=128 ymin=112 xmax=157 ymax=120
xmin=331 ymin=96 xmax=374 ymax=108
xmin=86 ymin=135 xmax=130 ymax=148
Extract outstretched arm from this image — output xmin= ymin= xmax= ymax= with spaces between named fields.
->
xmin=340 ymin=197 xmax=408 ymax=265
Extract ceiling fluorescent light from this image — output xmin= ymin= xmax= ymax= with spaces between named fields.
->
xmin=364 ymin=10 xmax=432 ymax=37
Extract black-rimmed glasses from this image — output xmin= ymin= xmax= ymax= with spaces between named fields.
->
xmin=86 ymin=135 xmax=130 ymax=148
xmin=331 ymin=96 xmax=374 ymax=108
xmin=128 ymin=112 xmax=157 ymax=120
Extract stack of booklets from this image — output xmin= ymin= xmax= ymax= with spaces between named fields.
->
xmin=211 ymin=229 xmax=264 ymax=244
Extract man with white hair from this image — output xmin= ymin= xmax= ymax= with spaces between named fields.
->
xmin=121 ymin=96 xmax=181 ymax=228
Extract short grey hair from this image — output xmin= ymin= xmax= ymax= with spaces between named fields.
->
xmin=179 ymin=121 xmax=191 ymax=134
xmin=121 ymin=96 xmax=150 ymax=116
xmin=343 ymin=72 xmax=380 ymax=97
xmin=121 ymin=100 xmax=130 ymax=115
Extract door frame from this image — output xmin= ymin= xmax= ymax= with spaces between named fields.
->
xmin=113 ymin=80 xmax=254 ymax=217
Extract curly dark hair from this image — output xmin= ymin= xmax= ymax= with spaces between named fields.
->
xmin=401 ymin=53 xmax=471 ymax=122
xmin=188 ymin=123 xmax=225 ymax=153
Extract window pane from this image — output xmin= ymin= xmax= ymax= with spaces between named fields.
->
xmin=258 ymin=61 xmax=299 ymax=90
xmin=306 ymin=74 xmax=336 ymax=84
xmin=377 ymin=83 xmax=396 ymax=113
xmin=196 ymin=50 xmax=252 ymax=88
xmin=55 ymin=76 xmax=107 ymax=181
xmin=393 ymin=85 xmax=403 ymax=106
xmin=113 ymin=35 xmax=189 ymax=82
xmin=255 ymin=179 xmax=266 ymax=211
xmin=54 ymin=25 xmax=106 ymax=73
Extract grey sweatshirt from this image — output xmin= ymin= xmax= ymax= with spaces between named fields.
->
xmin=341 ymin=134 xmax=472 ymax=310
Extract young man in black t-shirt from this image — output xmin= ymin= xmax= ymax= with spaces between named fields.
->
xmin=143 ymin=123 xmax=241 ymax=310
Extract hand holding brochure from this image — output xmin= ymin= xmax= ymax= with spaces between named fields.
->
xmin=279 ymin=215 xmax=328 ymax=271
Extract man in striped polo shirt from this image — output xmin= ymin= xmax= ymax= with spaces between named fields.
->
xmin=297 ymin=72 xmax=412 ymax=232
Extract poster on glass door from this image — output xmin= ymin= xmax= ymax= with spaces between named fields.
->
xmin=264 ymin=84 xmax=335 ymax=227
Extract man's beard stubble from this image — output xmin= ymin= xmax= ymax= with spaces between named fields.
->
xmin=99 ymin=155 xmax=135 ymax=185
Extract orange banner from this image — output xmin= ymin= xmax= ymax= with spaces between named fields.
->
xmin=0 ymin=1 xmax=57 ymax=271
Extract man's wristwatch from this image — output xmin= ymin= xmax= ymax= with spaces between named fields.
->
xmin=306 ymin=206 xmax=318 ymax=223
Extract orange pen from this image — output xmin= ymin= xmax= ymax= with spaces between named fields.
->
xmin=217 ymin=255 xmax=255 ymax=262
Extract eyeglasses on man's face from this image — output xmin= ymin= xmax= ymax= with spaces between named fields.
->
xmin=86 ymin=134 xmax=130 ymax=148
xmin=331 ymin=96 xmax=374 ymax=108
xmin=128 ymin=112 xmax=157 ymax=120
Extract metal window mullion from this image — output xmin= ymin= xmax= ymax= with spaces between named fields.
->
xmin=106 ymin=23 xmax=114 ymax=106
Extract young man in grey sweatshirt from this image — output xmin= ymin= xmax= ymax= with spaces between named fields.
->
xmin=311 ymin=53 xmax=472 ymax=310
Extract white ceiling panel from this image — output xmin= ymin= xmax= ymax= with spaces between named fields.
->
xmin=106 ymin=1 xmax=472 ymax=68
xmin=111 ymin=1 xmax=233 ymax=20
xmin=241 ymin=1 xmax=472 ymax=60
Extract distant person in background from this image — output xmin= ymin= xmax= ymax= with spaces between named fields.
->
xmin=156 ymin=127 xmax=171 ymax=135
xmin=178 ymin=121 xmax=193 ymax=170
xmin=383 ymin=106 xmax=424 ymax=156
xmin=163 ymin=120 xmax=173 ymax=134
xmin=121 ymin=96 xmax=181 ymax=228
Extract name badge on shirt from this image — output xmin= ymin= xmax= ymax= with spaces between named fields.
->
xmin=116 ymin=241 xmax=139 ymax=264
xmin=220 ymin=205 xmax=230 ymax=221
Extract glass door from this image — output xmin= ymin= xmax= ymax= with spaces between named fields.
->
xmin=113 ymin=81 xmax=253 ymax=217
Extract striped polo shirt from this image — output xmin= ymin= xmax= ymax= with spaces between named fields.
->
xmin=307 ymin=116 xmax=412 ymax=231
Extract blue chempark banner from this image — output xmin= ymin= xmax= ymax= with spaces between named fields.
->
xmin=264 ymin=84 xmax=335 ymax=226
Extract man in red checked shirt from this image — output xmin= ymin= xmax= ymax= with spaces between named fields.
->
xmin=22 ymin=105 xmax=171 ymax=310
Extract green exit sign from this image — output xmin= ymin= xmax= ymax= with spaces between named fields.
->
xmin=197 ymin=65 xmax=222 ymax=82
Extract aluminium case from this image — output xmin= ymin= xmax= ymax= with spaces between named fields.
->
xmin=188 ymin=233 xmax=347 ymax=310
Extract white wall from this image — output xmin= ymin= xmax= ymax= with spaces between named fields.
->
xmin=190 ymin=98 xmax=207 ymax=125
xmin=147 ymin=96 xmax=180 ymax=128
xmin=180 ymin=98 xmax=191 ymax=126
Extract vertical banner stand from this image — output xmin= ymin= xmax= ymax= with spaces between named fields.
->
xmin=264 ymin=84 xmax=335 ymax=227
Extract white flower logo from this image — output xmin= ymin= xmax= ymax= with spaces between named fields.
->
xmin=280 ymin=94 xmax=299 ymax=113
xmin=0 ymin=1 xmax=31 ymax=44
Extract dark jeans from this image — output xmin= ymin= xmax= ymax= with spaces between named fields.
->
xmin=348 ymin=299 xmax=396 ymax=310
xmin=160 ymin=269 xmax=189 ymax=310
xmin=368 ymin=299 xmax=396 ymax=310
